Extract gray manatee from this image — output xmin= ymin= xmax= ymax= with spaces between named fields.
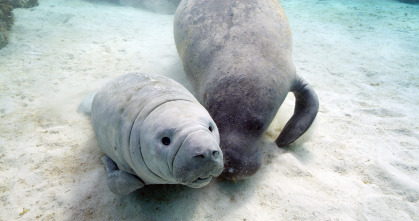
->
xmin=174 ymin=0 xmax=319 ymax=180
xmin=90 ymin=73 xmax=223 ymax=195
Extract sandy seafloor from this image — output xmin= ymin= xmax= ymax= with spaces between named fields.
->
xmin=1 ymin=0 xmax=418 ymax=220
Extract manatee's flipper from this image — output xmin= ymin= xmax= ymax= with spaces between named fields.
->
xmin=276 ymin=75 xmax=319 ymax=147
xmin=101 ymin=156 xmax=144 ymax=195
xmin=77 ymin=92 xmax=97 ymax=116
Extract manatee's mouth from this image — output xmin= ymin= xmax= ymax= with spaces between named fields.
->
xmin=192 ymin=175 xmax=212 ymax=184
xmin=183 ymin=175 xmax=213 ymax=188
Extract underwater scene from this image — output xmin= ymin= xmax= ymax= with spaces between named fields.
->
xmin=0 ymin=0 xmax=418 ymax=220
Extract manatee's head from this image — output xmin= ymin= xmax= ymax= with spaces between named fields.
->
xmin=140 ymin=100 xmax=223 ymax=188
xmin=201 ymin=74 xmax=281 ymax=181
xmin=217 ymin=130 xmax=262 ymax=180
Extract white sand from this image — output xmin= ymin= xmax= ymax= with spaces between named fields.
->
xmin=0 ymin=0 xmax=418 ymax=220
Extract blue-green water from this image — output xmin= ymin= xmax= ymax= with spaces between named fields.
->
xmin=0 ymin=0 xmax=418 ymax=220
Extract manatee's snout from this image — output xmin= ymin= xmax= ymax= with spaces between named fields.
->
xmin=220 ymin=134 xmax=262 ymax=180
xmin=173 ymin=130 xmax=223 ymax=188
xmin=193 ymin=146 xmax=221 ymax=162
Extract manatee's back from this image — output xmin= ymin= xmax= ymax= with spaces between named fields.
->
xmin=174 ymin=0 xmax=294 ymax=94
xmin=174 ymin=0 xmax=295 ymax=138
xmin=91 ymin=73 xmax=197 ymax=173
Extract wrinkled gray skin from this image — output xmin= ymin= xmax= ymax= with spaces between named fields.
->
xmin=174 ymin=0 xmax=319 ymax=180
xmin=90 ymin=73 xmax=223 ymax=195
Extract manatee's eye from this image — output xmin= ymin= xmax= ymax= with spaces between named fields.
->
xmin=209 ymin=125 xmax=213 ymax=132
xmin=162 ymin=137 xmax=171 ymax=145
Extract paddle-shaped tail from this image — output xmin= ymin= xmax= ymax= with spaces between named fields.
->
xmin=276 ymin=75 xmax=319 ymax=147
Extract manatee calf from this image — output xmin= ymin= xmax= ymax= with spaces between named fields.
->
xmin=90 ymin=73 xmax=223 ymax=195
xmin=174 ymin=0 xmax=319 ymax=180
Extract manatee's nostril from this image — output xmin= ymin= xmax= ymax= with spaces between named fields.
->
xmin=194 ymin=154 xmax=205 ymax=159
xmin=193 ymin=149 xmax=220 ymax=160
xmin=212 ymin=150 xmax=220 ymax=159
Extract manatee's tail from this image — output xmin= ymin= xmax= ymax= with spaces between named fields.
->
xmin=276 ymin=75 xmax=319 ymax=147
xmin=77 ymin=92 xmax=97 ymax=116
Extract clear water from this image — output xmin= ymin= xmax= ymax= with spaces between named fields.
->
xmin=0 ymin=0 xmax=418 ymax=220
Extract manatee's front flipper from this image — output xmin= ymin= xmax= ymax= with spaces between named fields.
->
xmin=101 ymin=156 xmax=144 ymax=195
xmin=276 ymin=75 xmax=319 ymax=147
xmin=77 ymin=92 xmax=97 ymax=116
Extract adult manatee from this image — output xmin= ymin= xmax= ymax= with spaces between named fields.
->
xmin=90 ymin=73 xmax=223 ymax=195
xmin=174 ymin=0 xmax=319 ymax=180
